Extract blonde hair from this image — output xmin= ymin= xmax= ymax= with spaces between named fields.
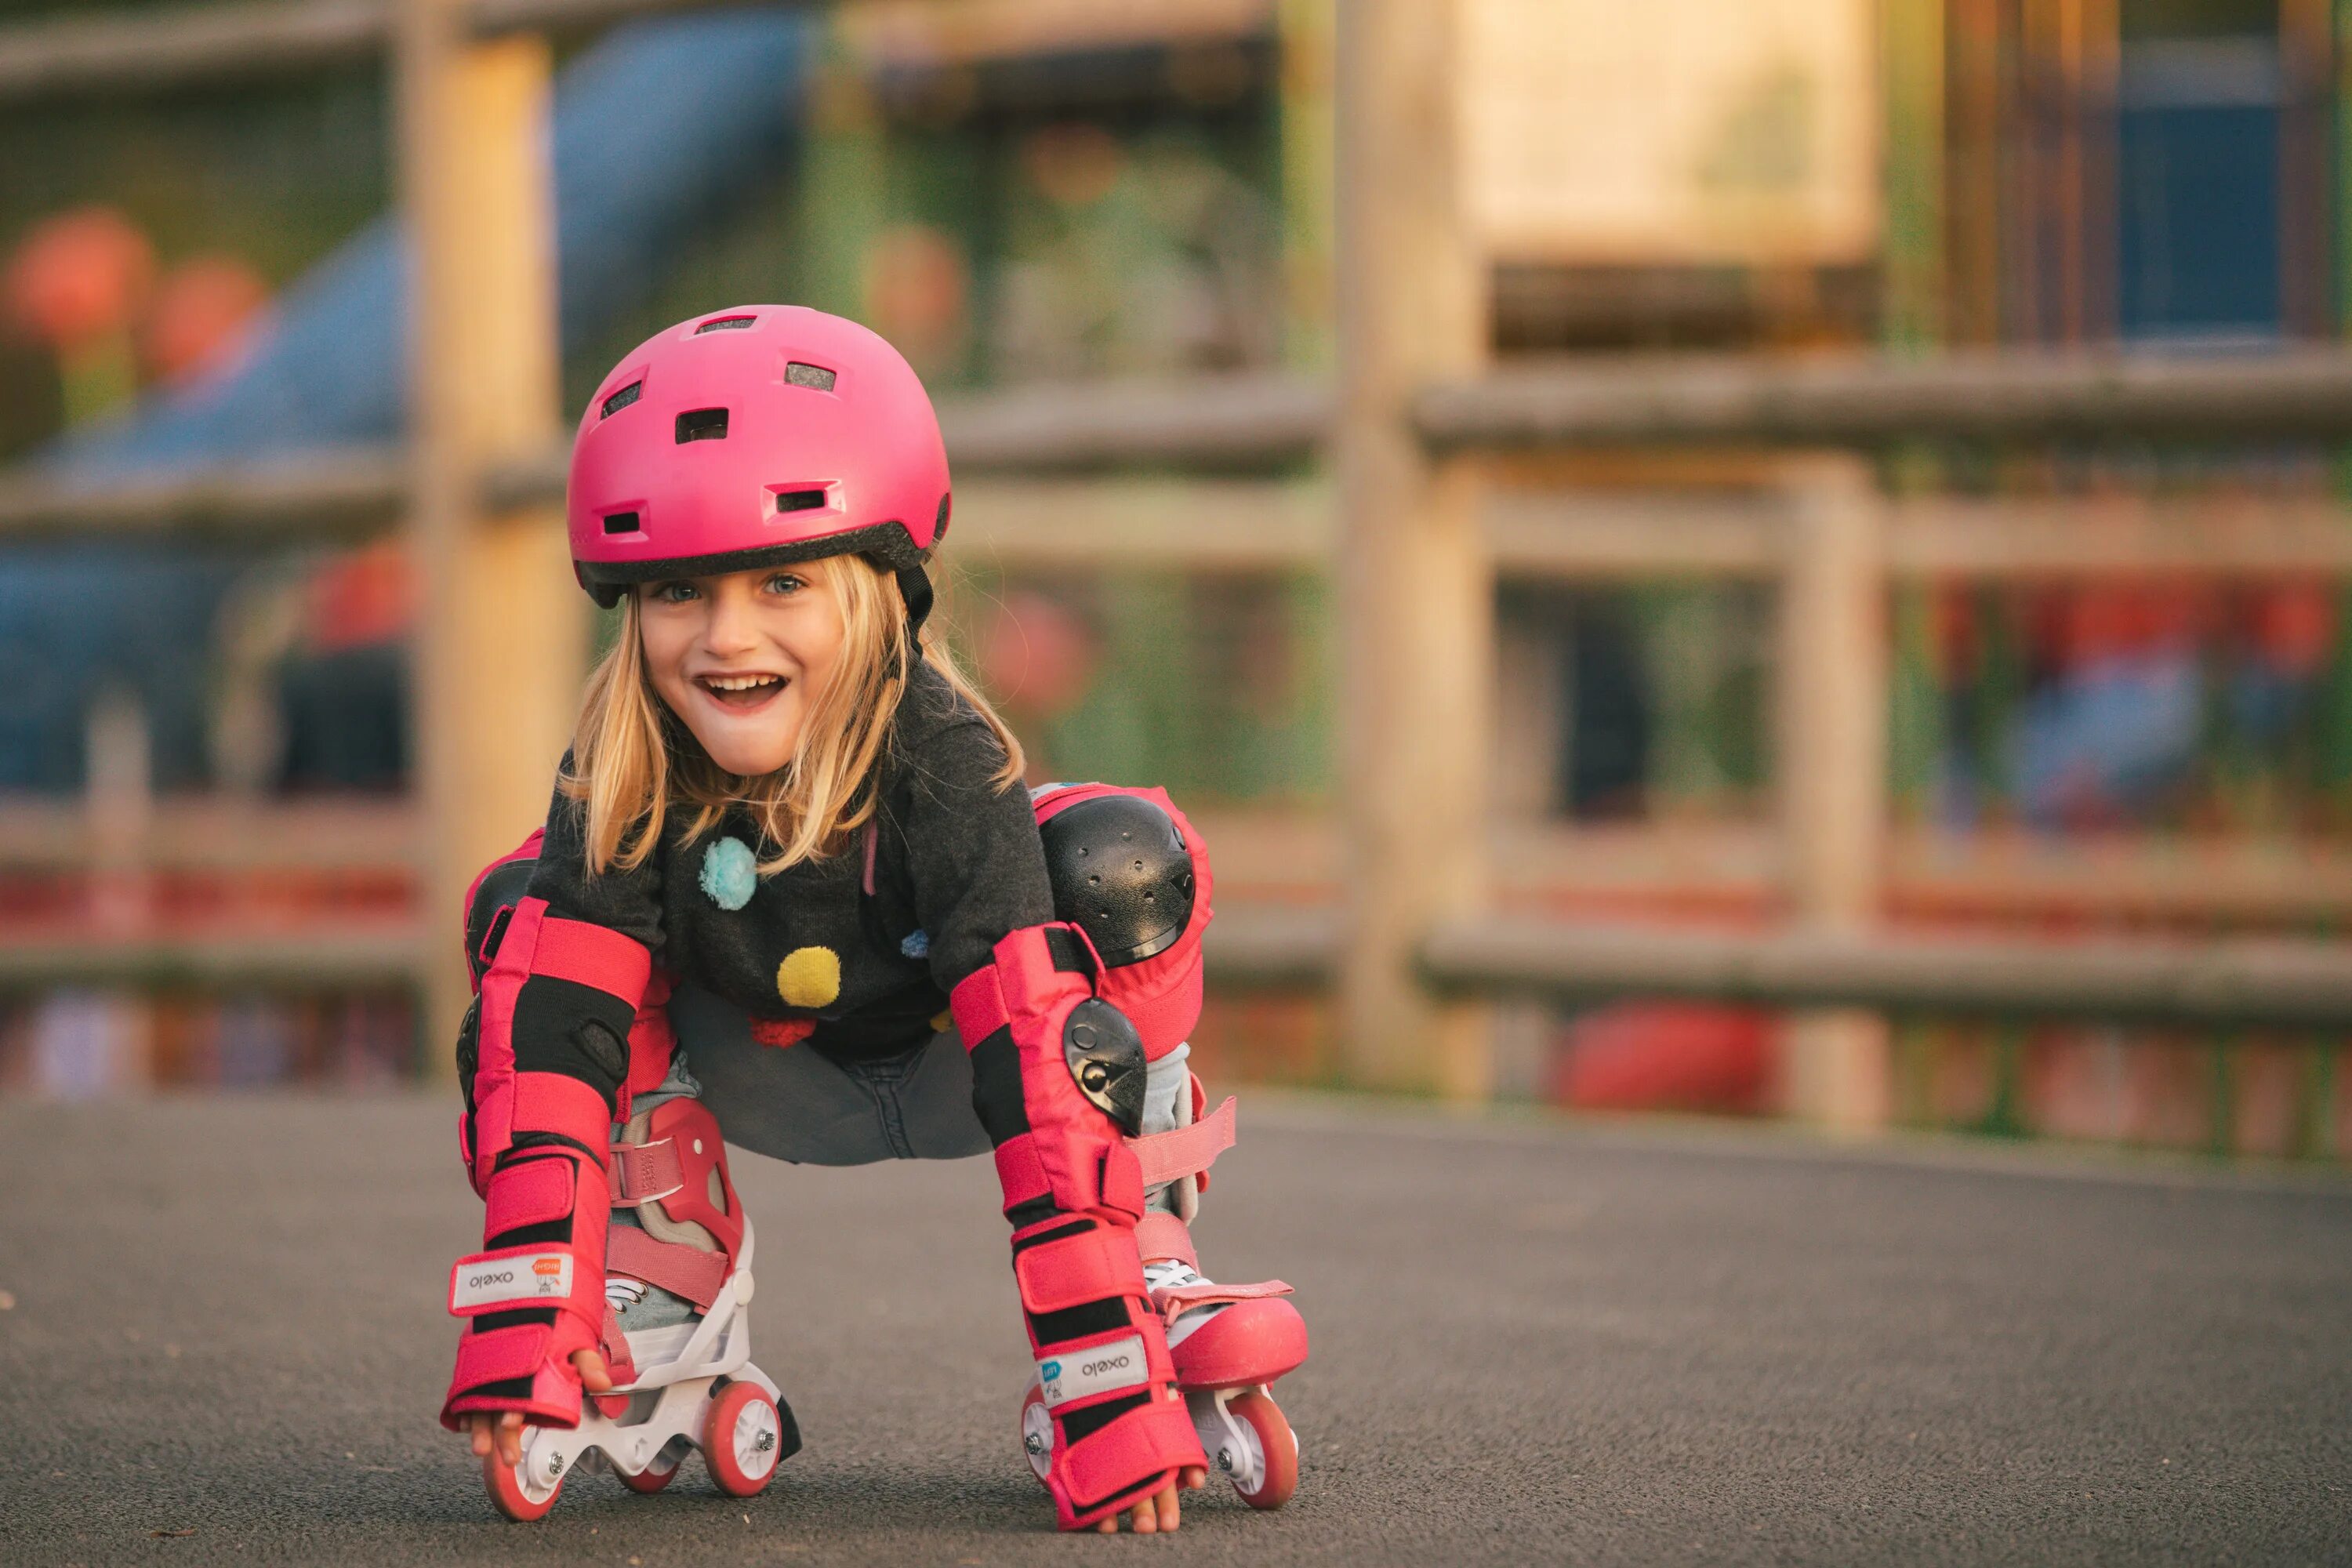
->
xmin=561 ymin=555 xmax=1024 ymax=877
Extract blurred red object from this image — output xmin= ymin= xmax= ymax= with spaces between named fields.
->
xmin=1551 ymin=1002 xmax=1773 ymax=1114
xmin=143 ymin=254 xmax=270 ymax=384
xmin=2246 ymin=582 xmax=2334 ymax=677
xmin=303 ymin=541 xmax=413 ymax=654
xmin=2 ymin=205 xmax=157 ymax=350
xmin=976 ymin=590 xmax=1098 ymax=720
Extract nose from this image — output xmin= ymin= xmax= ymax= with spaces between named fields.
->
xmin=699 ymin=579 xmax=761 ymax=657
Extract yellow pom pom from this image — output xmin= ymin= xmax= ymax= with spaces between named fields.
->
xmin=775 ymin=946 xmax=842 ymax=1009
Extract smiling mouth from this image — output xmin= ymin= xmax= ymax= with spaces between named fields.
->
xmin=695 ymin=673 xmax=788 ymax=710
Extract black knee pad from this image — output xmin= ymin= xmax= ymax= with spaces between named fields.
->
xmin=1037 ymin=793 xmax=1194 ymax=966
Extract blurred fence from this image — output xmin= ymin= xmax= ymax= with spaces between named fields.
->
xmin=2 ymin=0 xmax=2351 ymax=1152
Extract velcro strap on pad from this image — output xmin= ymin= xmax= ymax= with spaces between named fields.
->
xmin=610 ymin=1138 xmax=682 ymax=1203
xmin=1014 ymin=1225 xmax=1147 ymax=1317
xmin=949 ymin=966 xmax=1011 ymax=1049
xmin=992 ymin=1136 xmax=1051 ymax=1213
xmin=1058 ymin=1392 xmax=1203 ymax=1516
xmin=1098 ymin=1142 xmax=1145 ymax=1220
xmin=1127 ymin=1096 xmax=1237 ymax=1187
xmin=529 ymin=915 xmax=653 ymax=1000
xmin=510 ymin=1070 xmax=612 ymax=1149
xmin=606 ymin=1225 xmax=728 ymax=1311
xmin=448 ymin=1321 xmax=551 ymax=1390
xmin=483 ymin=1156 xmax=574 ymax=1234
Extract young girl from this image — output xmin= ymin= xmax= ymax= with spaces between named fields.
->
xmin=438 ymin=307 xmax=1306 ymax=1534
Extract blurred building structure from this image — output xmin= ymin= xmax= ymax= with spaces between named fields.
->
xmin=0 ymin=0 xmax=2350 ymax=1163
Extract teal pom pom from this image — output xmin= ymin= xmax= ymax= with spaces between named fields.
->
xmin=900 ymin=929 xmax=930 ymax=960
xmin=699 ymin=837 xmax=758 ymax=911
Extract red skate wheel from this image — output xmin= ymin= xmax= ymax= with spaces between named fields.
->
xmin=481 ymin=1448 xmax=564 ymax=1523
xmin=1018 ymin=1382 xmax=1054 ymax=1487
xmin=703 ymin=1381 xmax=784 ymax=1497
xmin=1227 ymin=1390 xmax=1298 ymax=1511
xmin=616 ymin=1450 xmax=680 ymax=1494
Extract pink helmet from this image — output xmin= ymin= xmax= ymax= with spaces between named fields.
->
xmin=567 ymin=305 xmax=951 ymax=617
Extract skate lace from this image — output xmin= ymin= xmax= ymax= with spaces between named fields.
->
xmin=1144 ymin=1257 xmax=1212 ymax=1294
xmin=605 ymin=1276 xmax=647 ymax=1311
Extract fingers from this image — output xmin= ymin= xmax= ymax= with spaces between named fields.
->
xmin=459 ymin=1410 xmax=529 ymax=1468
xmin=572 ymin=1347 xmax=614 ymax=1393
xmin=496 ymin=1410 xmax=524 ymax=1468
xmin=1105 ymin=1483 xmax=1183 ymax=1534
xmin=1181 ymin=1465 xmax=1207 ymax=1490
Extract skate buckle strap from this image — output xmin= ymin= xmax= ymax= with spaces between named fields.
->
xmin=1132 ymin=1211 xmax=1197 ymax=1269
xmin=608 ymin=1138 xmax=684 ymax=1205
xmin=1123 ymin=1095 xmax=1236 ymax=1187
xmin=605 ymin=1223 xmax=728 ymax=1311
xmin=1152 ymin=1278 xmax=1294 ymax=1326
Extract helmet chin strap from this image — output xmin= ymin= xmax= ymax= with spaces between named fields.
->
xmin=895 ymin=564 xmax=935 ymax=637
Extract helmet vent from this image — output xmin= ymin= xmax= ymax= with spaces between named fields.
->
xmin=601 ymin=510 xmax=641 ymax=535
xmin=785 ymin=361 xmax=837 ymax=392
xmin=600 ymin=380 xmax=642 ymax=418
xmin=675 ymin=408 xmax=729 ymax=444
xmin=775 ymin=488 xmax=827 ymax=514
xmin=694 ymin=315 xmax=757 ymax=333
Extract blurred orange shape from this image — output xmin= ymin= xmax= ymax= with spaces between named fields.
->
xmin=2 ymin=205 xmax=157 ymax=350
xmin=862 ymin=226 xmax=968 ymax=361
xmin=1022 ymin=122 xmax=1123 ymax=208
xmin=143 ymin=255 xmax=270 ymax=384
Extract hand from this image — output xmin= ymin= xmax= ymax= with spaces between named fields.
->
xmin=1094 ymin=1466 xmax=1207 ymax=1534
xmin=459 ymin=1348 xmax=613 ymax=1468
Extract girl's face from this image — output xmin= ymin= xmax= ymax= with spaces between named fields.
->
xmin=637 ymin=564 xmax=845 ymax=776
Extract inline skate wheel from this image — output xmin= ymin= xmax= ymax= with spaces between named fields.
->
xmin=616 ymin=1450 xmax=681 ymax=1494
xmin=482 ymin=1446 xmax=564 ymax=1522
xmin=703 ymin=1381 xmax=783 ymax=1497
xmin=1227 ymin=1390 xmax=1298 ymax=1510
xmin=1019 ymin=1382 xmax=1053 ymax=1485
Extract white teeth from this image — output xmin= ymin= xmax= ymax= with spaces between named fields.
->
xmin=703 ymin=674 xmax=781 ymax=692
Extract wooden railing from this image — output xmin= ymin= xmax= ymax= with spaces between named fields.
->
xmin=4 ymin=1 xmax=2352 ymax=1119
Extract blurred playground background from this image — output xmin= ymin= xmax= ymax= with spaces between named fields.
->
xmin=4 ymin=0 xmax=2350 ymax=1164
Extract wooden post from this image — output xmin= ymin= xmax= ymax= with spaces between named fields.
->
xmin=1777 ymin=456 xmax=1891 ymax=1130
xmin=397 ymin=0 xmax=581 ymax=1079
xmin=1277 ymin=0 xmax=1336 ymax=373
xmin=1334 ymin=0 xmax=1493 ymax=1098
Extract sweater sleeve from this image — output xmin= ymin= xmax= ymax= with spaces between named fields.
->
xmin=895 ymin=720 xmax=1055 ymax=995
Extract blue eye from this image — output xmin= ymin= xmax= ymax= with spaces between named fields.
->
xmin=766 ymin=573 xmax=804 ymax=594
xmin=648 ymin=580 xmax=698 ymax=604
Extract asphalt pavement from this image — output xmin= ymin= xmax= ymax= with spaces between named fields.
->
xmin=2 ymin=1091 xmax=2348 ymax=1566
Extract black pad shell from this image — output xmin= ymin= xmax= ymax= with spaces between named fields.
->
xmin=1038 ymin=795 xmax=1194 ymax=966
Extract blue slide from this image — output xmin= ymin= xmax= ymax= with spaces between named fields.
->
xmin=2 ymin=8 xmax=810 ymax=788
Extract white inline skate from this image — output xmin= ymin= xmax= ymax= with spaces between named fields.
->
xmin=483 ymin=1090 xmax=795 ymax=1519
xmin=1019 ymin=1054 xmax=1306 ymax=1511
